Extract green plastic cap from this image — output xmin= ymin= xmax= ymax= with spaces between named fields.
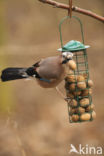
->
xmin=58 ymin=40 xmax=90 ymax=52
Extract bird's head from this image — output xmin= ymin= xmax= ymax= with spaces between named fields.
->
xmin=62 ymin=52 xmax=73 ymax=64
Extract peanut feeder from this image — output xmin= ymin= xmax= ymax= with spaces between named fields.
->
xmin=58 ymin=16 xmax=96 ymax=123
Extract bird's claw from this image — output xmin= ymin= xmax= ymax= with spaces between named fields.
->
xmin=64 ymin=97 xmax=71 ymax=102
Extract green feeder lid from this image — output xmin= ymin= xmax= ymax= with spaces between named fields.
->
xmin=58 ymin=40 xmax=90 ymax=52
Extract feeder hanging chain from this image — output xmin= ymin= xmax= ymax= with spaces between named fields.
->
xmin=68 ymin=0 xmax=72 ymax=17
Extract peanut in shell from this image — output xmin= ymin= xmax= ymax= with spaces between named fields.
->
xmin=76 ymin=107 xmax=85 ymax=114
xmin=86 ymin=104 xmax=94 ymax=112
xmin=66 ymin=75 xmax=77 ymax=83
xmin=92 ymin=111 xmax=96 ymax=119
xmin=77 ymin=75 xmax=85 ymax=82
xmin=67 ymin=92 xmax=74 ymax=99
xmin=73 ymin=91 xmax=81 ymax=96
xmin=67 ymin=60 xmax=76 ymax=70
xmin=88 ymin=80 xmax=94 ymax=88
xmin=81 ymin=88 xmax=92 ymax=97
xmin=69 ymin=99 xmax=78 ymax=107
xmin=77 ymin=82 xmax=86 ymax=89
xmin=83 ymin=73 xmax=88 ymax=79
xmin=69 ymin=83 xmax=76 ymax=91
xmin=71 ymin=114 xmax=79 ymax=122
xmin=80 ymin=98 xmax=90 ymax=107
xmin=69 ymin=108 xmax=77 ymax=115
xmin=80 ymin=113 xmax=91 ymax=121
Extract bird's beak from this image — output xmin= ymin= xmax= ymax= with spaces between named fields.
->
xmin=62 ymin=52 xmax=73 ymax=64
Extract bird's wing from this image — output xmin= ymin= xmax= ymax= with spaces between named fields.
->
xmin=37 ymin=56 xmax=64 ymax=80
xmin=32 ymin=59 xmax=51 ymax=82
xmin=32 ymin=60 xmax=41 ymax=68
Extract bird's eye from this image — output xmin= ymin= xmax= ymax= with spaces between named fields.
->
xmin=62 ymin=52 xmax=67 ymax=57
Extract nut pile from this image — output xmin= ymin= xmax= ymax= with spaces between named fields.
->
xmin=65 ymin=60 xmax=96 ymax=123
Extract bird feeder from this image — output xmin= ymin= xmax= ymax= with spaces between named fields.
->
xmin=58 ymin=16 xmax=96 ymax=123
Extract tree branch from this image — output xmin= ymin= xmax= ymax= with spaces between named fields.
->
xmin=39 ymin=0 xmax=104 ymax=23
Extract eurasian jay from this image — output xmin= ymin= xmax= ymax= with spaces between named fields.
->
xmin=1 ymin=52 xmax=73 ymax=88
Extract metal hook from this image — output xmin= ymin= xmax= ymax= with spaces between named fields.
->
xmin=68 ymin=0 xmax=72 ymax=18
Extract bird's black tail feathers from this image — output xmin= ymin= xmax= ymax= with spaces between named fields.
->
xmin=1 ymin=66 xmax=41 ymax=82
xmin=1 ymin=68 xmax=28 ymax=82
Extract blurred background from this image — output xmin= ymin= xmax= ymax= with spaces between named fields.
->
xmin=0 ymin=0 xmax=104 ymax=156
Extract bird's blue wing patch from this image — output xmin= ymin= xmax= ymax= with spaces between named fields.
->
xmin=39 ymin=78 xmax=51 ymax=83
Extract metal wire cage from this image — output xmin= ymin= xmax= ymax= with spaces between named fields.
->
xmin=59 ymin=16 xmax=96 ymax=123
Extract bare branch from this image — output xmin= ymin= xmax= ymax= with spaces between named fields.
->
xmin=39 ymin=0 xmax=104 ymax=23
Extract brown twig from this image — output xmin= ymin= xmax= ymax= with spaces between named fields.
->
xmin=39 ymin=0 xmax=104 ymax=23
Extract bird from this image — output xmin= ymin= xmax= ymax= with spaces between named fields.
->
xmin=1 ymin=52 xmax=73 ymax=88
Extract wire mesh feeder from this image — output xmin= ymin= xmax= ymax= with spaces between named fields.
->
xmin=58 ymin=16 xmax=96 ymax=123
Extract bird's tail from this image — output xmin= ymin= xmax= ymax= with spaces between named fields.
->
xmin=1 ymin=67 xmax=28 ymax=82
